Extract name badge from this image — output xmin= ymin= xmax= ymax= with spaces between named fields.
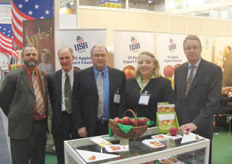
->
xmin=114 ymin=94 xmax=120 ymax=104
xmin=114 ymin=88 xmax=120 ymax=104
xmin=138 ymin=91 xmax=150 ymax=106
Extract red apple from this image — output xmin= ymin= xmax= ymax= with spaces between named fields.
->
xmin=169 ymin=127 xmax=178 ymax=136
xmin=131 ymin=118 xmax=137 ymax=126
xmin=113 ymin=117 xmax=121 ymax=124
xmin=137 ymin=118 xmax=147 ymax=126
xmin=121 ymin=116 xmax=131 ymax=125
xmin=123 ymin=65 xmax=135 ymax=79
xmin=163 ymin=65 xmax=174 ymax=77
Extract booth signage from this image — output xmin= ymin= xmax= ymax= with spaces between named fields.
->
xmin=99 ymin=0 xmax=121 ymax=8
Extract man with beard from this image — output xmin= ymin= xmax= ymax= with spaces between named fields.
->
xmin=0 ymin=45 xmax=48 ymax=164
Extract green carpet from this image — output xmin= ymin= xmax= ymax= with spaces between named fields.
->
xmin=45 ymin=126 xmax=232 ymax=164
xmin=212 ymin=126 xmax=232 ymax=164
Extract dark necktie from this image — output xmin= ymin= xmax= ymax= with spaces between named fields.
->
xmin=185 ymin=66 xmax=196 ymax=95
xmin=31 ymin=71 xmax=45 ymax=115
xmin=65 ymin=73 xmax=72 ymax=113
xmin=97 ymin=72 xmax=104 ymax=118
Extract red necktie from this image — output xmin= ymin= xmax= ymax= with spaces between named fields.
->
xmin=185 ymin=66 xmax=195 ymax=95
xmin=32 ymin=71 xmax=45 ymax=115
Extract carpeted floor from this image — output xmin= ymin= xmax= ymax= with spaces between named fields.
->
xmin=45 ymin=126 xmax=232 ymax=164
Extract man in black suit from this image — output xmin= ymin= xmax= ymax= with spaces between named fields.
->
xmin=48 ymin=47 xmax=78 ymax=164
xmin=0 ymin=45 xmax=48 ymax=164
xmin=174 ymin=35 xmax=222 ymax=163
xmin=72 ymin=45 xmax=126 ymax=137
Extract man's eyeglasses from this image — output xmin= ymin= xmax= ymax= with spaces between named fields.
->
xmin=185 ymin=46 xmax=200 ymax=52
xmin=93 ymin=54 xmax=106 ymax=58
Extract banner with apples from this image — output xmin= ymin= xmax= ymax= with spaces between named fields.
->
xmin=214 ymin=36 xmax=232 ymax=87
xmin=156 ymin=33 xmax=186 ymax=87
xmin=55 ymin=29 xmax=106 ymax=71
xmin=114 ymin=30 xmax=154 ymax=79
xmin=157 ymin=33 xmax=212 ymax=87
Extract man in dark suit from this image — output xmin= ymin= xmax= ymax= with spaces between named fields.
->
xmin=174 ymin=35 xmax=222 ymax=164
xmin=72 ymin=45 xmax=126 ymax=137
xmin=48 ymin=47 xmax=78 ymax=164
xmin=0 ymin=45 xmax=48 ymax=164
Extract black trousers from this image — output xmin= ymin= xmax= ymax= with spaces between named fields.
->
xmin=10 ymin=120 xmax=47 ymax=164
xmin=53 ymin=112 xmax=78 ymax=164
xmin=95 ymin=119 xmax=109 ymax=136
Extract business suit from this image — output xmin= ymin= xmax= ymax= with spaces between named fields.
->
xmin=174 ymin=59 xmax=222 ymax=139
xmin=0 ymin=66 xmax=48 ymax=164
xmin=48 ymin=69 xmax=78 ymax=164
xmin=120 ymin=77 xmax=174 ymax=124
xmin=72 ymin=66 xmax=126 ymax=137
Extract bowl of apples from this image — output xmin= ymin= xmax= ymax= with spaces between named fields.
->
xmin=109 ymin=109 xmax=150 ymax=140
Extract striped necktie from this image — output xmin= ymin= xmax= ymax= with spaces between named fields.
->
xmin=185 ymin=66 xmax=196 ymax=95
xmin=31 ymin=71 xmax=45 ymax=115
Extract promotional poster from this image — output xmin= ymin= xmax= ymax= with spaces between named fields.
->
xmin=215 ymin=36 xmax=232 ymax=87
xmin=55 ymin=29 xmax=106 ymax=70
xmin=114 ymin=30 xmax=154 ymax=79
xmin=157 ymin=33 xmax=212 ymax=86
xmin=23 ymin=18 xmax=55 ymax=73
xmin=156 ymin=33 xmax=186 ymax=86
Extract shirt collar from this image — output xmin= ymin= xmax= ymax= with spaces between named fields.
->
xmin=24 ymin=65 xmax=38 ymax=75
xmin=136 ymin=75 xmax=155 ymax=93
xmin=62 ymin=68 xmax=73 ymax=77
xmin=188 ymin=58 xmax=201 ymax=68
xmin=93 ymin=66 xmax=108 ymax=76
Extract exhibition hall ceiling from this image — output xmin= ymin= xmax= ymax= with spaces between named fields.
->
xmin=1 ymin=0 xmax=232 ymax=20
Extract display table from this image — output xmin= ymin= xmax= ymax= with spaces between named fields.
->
xmin=64 ymin=127 xmax=209 ymax=164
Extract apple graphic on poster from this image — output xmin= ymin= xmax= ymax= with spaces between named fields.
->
xmin=113 ymin=117 xmax=121 ymax=124
xmin=169 ymin=127 xmax=178 ymax=136
xmin=123 ymin=65 xmax=135 ymax=79
xmin=163 ymin=65 xmax=174 ymax=77
xmin=174 ymin=64 xmax=181 ymax=69
xmin=121 ymin=116 xmax=131 ymax=125
xmin=137 ymin=118 xmax=147 ymax=126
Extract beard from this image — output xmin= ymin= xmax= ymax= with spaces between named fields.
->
xmin=24 ymin=60 xmax=38 ymax=68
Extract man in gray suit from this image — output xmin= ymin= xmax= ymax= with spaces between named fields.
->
xmin=174 ymin=35 xmax=222 ymax=164
xmin=0 ymin=45 xmax=48 ymax=164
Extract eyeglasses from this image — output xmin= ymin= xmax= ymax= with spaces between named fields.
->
xmin=185 ymin=46 xmax=200 ymax=52
xmin=93 ymin=54 xmax=106 ymax=58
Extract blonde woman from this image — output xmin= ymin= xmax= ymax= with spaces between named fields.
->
xmin=120 ymin=51 xmax=174 ymax=125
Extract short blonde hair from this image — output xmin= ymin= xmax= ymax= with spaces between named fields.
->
xmin=134 ymin=51 xmax=162 ymax=79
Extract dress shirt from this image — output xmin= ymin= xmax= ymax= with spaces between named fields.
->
xmin=61 ymin=68 xmax=74 ymax=112
xmin=186 ymin=58 xmax=201 ymax=82
xmin=93 ymin=66 xmax=110 ymax=120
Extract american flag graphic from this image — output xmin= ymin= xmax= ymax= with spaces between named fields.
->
xmin=76 ymin=36 xmax=84 ymax=44
xmin=0 ymin=24 xmax=18 ymax=59
xmin=131 ymin=37 xmax=137 ymax=44
xmin=11 ymin=0 xmax=54 ymax=48
xmin=170 ymin=38 xmax=174 ymax=45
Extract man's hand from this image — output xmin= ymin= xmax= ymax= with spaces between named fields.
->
xmin=78 ymin=127 xmax=87 ymax=137
xmin=180 ymin=123 xmax=197 ymax=132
